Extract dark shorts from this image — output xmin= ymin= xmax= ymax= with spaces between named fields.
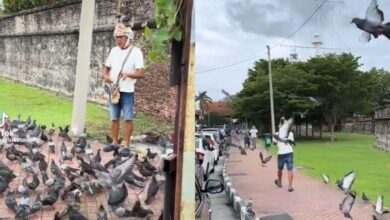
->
xmin=277 ymin=153 xmax=294 ymax=171
xmin=109 ymin=92 xmax=134 ymax=121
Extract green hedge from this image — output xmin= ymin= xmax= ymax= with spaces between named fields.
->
xmin=3 ymin=0 xmax=64 ymax=13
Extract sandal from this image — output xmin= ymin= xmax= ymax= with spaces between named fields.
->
xmin=288 ymin=187 xmax=294 ymax=192
xmin=274 ymin=179 xmax=282 ymax=188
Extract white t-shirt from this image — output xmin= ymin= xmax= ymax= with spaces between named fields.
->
xmin=277 ymin=131 xmax=294 ymax=155
xmin=105 ymin=46 xmax=144 ymax=93
xmin=250 ymin=128 xmax=258 ymax=138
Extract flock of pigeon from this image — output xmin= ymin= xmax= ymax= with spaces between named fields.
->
xmin=320 ymin=171 xmax=389 ymax=219
xmin=0 ymin=115 xmax=164 ymax=219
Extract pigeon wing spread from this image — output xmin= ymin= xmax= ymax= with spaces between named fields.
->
xmin=365 ymin=0 xmax=384 ymax=24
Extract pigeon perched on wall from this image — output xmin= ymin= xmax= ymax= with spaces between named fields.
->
xmin=339 ymin=191 xmax=356 ymax=219
xmin=351 ymin=0 xmax=388 ymax=42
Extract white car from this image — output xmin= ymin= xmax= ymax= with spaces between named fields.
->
xmin=195 ymin=137 xmax=215 ymax=180
xmin=201 ymin=132 xmax=220 ymax=164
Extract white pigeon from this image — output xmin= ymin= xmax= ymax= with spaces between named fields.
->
xmin=351 ymin=0 xmax=385 ymax=42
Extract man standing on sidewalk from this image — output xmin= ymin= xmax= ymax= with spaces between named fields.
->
xmin=274 ymin=118 xmax=295 ymax=192
xmin=102 ymin=23 xmax=145 ymax=154
xmin=249 ymin=125 xmax=258 ymax=149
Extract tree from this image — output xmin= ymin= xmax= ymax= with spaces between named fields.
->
xmin=303 ymin=53 xmax=365 ymax=141
xmin=195 ymin=91 xmax=213 ymax=122
xmin=233 ymin=58 xmax=318 ymax=131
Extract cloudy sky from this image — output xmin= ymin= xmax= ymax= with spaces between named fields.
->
xmin=195 ymin=0 xmax=390 ymax=101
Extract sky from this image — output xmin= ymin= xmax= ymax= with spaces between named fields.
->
xmin=195 ymin=0 xmax=390 ymax=101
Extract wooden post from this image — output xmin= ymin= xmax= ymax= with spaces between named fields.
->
xmin=172 ymin=0 xmax=194 ymax=219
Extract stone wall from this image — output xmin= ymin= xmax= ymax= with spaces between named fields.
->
xmin=0 ymin=0 xmax=176 ymax=121
xmin=342 ymin=117 xmax=374 ymax=134
xmin=374 ymin=105 xmax=390 ymax=151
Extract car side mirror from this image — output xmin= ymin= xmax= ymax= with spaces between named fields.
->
xmin=203 ymin=179 xmax=224 ymax=194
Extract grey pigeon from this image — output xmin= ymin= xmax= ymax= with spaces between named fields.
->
xmin=112 ymin=205 xmax=133 ymax=217
xmin=4 ymin=191 xmax=18 ymax=213
xmin=336 ymin=171 xmax=357 ymax=193
xmin=145 ymin=175 xmax=159 ymax=204
xmin=108 ymin=183 xmax=128 ymax=206
xmin=339 ymin=191 xmax=356 ymax=219
xmin=50 ymin=159 xmax=62 ymax=177
xmin=351 ymin=0 xmax=385 ymax=42
xmin=362 ymin=192 xmax=370 ymax=203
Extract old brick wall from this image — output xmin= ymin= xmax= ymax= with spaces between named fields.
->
xmin=0 ymin=0 xmax=176 ymax=121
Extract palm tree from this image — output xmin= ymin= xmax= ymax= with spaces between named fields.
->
xmin=196 ymin=91 xmax=213 ymax=123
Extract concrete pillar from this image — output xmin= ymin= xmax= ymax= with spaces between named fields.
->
xmin=71 ymin=0 xmax=96 ymax=136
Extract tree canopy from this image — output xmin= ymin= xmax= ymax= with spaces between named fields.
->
xmin=233 ymin=53 xmax=390 ymax=141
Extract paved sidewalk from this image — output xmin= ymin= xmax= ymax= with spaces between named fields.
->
xmin=209 ymin=155 xmax=238 ymax=220
xmin=226 ymin=147 xmax=374 ymax=220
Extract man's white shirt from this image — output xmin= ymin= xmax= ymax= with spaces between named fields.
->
xmin=105 ymin=46 xmax=144 ymax=93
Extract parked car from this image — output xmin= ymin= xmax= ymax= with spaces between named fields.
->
xmin=201 ymin=132 xmax=220 ymax=164
xmin=195 ymin=137 xmax=215 ymax=180
xmin=195 ymin=164 xmax=224 ymax=219
xmin=201 ymin=128 xmax=225 ymax=156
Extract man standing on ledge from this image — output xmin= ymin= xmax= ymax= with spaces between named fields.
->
xmin=102 ymin=23 xmax=144 ymax=154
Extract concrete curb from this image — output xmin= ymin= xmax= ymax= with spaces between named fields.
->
xmin=223 ymin=155 xmax=258 ymax=220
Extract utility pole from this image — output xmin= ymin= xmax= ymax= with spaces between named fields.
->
xmin=266 ymin=46 xmax=276 ymax=135
xmin=71 ymin=0 xmax=95 ymax=136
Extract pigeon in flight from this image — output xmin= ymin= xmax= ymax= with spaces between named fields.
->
xmin=259 ymin=152 xmax=272 ymax=166
xmin=339 ymin=191 xmax=356 ymax=219
xmin=351 ymin=0 xmax=389 ymax=42
xmin=336 ymin=170 xmax=357 ymax=193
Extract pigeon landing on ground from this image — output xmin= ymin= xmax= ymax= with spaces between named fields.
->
xmin=362 ymin=192 xmax=370 ymax=203
xmin=339 ymin=191 xmax=356 ymax=219
xmin=336 ymin=170 xmax=357 ymax=193
xmin=351 ymin=0 xmax=387 ymax=42
xmin=374 ymin=195 xmax=389 ymax=218
xmin=259 ymin=152 xmax=272 ymax=166
xmin=59 ymin=125 xmax=72 ymax=142
xmin=321 ymin=173 xmax=330 ymax=184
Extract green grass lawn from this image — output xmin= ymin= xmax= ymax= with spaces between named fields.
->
xmin=0 ymin=78 xmax=173 ymax=141
xmin=260 ymin=133 xmax=390 ymax=205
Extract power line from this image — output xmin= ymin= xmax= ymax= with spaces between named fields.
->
xmin=197 ymin=0 xmax=328 ymax=74
xmin=197 ymin=51 xmax=267 ymax=74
